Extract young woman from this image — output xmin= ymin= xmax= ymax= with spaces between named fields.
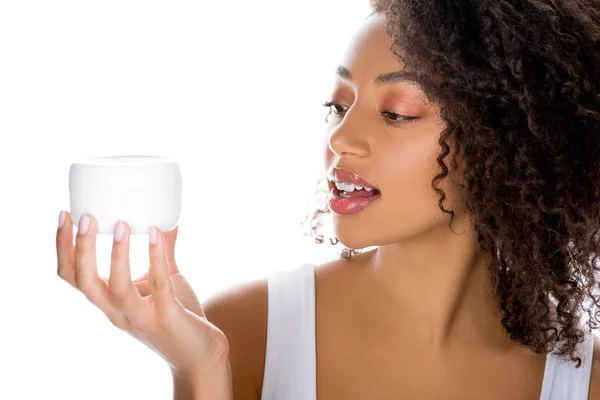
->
xmin=56 ymin=0 xmax=600 ymax=398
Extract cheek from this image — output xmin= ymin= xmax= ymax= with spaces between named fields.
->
xmin=377 ymin=134 xmax=447 ymax=214
xmin=379 ymin=132 xmax=441 ymax=188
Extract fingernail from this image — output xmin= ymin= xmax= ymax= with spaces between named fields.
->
xmin=148 ymin=226 xmax=158 ymax=245
xmin=79 ymin=215 xmax=90 ymax=235
xmin=114 ymin=221 xmax=125 ymax=243
xmin=58 ymin=211 xmax=66 ymax=229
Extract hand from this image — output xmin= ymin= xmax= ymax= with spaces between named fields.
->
xmin=56 ymin=211 xmax=230 ymax=377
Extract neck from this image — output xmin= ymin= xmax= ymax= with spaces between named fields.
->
xmin=364 ymin=213 xmax=512 ymax=352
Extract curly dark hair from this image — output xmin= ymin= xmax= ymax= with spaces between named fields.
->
xmin=304 ymin=0 xmax=600 ymax=366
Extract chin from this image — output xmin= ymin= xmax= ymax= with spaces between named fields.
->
xmin=331 ymin=215 xmax=387 ymax=250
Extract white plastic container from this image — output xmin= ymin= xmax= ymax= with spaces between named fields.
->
xmin=69 ymin=155 xmax=182 ymax=235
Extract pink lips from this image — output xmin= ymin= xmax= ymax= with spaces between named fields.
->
xmin=326 ymin=166 xmax=381 ymax=215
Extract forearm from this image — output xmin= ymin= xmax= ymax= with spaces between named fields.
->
xmin=172 ymin=361 xmax=233 ymax=400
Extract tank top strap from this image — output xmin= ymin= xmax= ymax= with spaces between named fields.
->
xmin=539 ymin=332 xmax=595 ymax=400
xmin=261 ymin=263 xmax=317 ymax=400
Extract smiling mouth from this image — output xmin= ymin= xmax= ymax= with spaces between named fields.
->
xmin=327 ymin=166 xmax=381 ymax=198
xmin=327 ymin=180 xmax=381 ymax=215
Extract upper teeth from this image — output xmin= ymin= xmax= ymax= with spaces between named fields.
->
xmin=333 ymin=179 xmax=374 ymax=192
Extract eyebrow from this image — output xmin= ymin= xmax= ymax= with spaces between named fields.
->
xmin=336 ymin=65 xmax=420 ymax=86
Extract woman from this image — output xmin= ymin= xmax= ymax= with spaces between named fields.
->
xmin=56 ymin=0 xmax=600 ymax=398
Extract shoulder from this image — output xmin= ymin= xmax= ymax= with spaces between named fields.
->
xmin=199 ymin=261 xmax=348 ymax=399
xmin=202 ymin=276 xmax=269 ymax=400
xmin=588 ymin=334 xmax=600 ymax=399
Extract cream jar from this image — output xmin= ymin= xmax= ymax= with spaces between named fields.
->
xmin=69 ymin=155 xmax=182 ymax=235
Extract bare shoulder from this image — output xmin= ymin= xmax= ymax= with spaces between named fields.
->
xmin=202 ymin=277 xmax=269 ymax=400
xmin=588 ymin=334 xmax=600 ymax=399
xmin=199 ymin=258 xmax=359 ymax=400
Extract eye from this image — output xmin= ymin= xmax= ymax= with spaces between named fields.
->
xmin=322 ymin=101 xmax=348 ymax=116
xmin=322 ymin=101 xmax=419 ymax=127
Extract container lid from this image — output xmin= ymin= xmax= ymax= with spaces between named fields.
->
xmin=69 ymin=155 xmax=181 ymax=189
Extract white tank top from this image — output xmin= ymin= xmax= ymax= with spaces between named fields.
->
xmin=260 ymin=263 xmax=595 ymax=400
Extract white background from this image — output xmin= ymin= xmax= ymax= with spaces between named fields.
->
xmin=0 ymin=1 xmax=372 ymax=398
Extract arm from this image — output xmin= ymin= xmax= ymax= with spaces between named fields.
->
xmin=172 ymin=361 xmax=233 ymax=400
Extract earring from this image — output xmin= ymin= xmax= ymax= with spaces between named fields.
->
xmin=341 ymin=247 xmax=354 ymax=259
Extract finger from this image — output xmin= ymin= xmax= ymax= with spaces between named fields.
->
xmin=163 ymin=225 xmax=180 ymax=274
xmin=109 ymin=221 xmax=144 ymax=317
xmin=74 ymin=214 xmax=127 ymax=328
xmin=148 ymin=226 xmax=178 ymax=316
xmin=56 ymin=211 xmax=75 ymax=287
xmin=131 ymin=225 xmax=179 ymax=284
xmin=73 ymin=214 xmax=98 ymax=293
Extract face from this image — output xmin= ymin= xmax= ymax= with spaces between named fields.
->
xmin=323 ymin=12 xmax=466 ymax=250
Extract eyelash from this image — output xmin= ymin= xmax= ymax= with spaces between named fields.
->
xmin=322 ymin=101 xmax=418 ymax=127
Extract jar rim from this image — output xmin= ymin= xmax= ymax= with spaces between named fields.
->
xmin=71 ymin=155 xmax=178 ymax=166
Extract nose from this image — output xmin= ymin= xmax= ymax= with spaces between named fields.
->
xmin=327 ymin=105 xmax=371 ymax=158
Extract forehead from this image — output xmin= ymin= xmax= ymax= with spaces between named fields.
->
xmin=338 ymin=13 xmax=403 ymax=82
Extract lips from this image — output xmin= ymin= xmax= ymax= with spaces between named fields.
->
xmin=326 ymin=166 xmax=381 ymax=215
xmin=327 ymin=166 xmax=379 ymax=190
